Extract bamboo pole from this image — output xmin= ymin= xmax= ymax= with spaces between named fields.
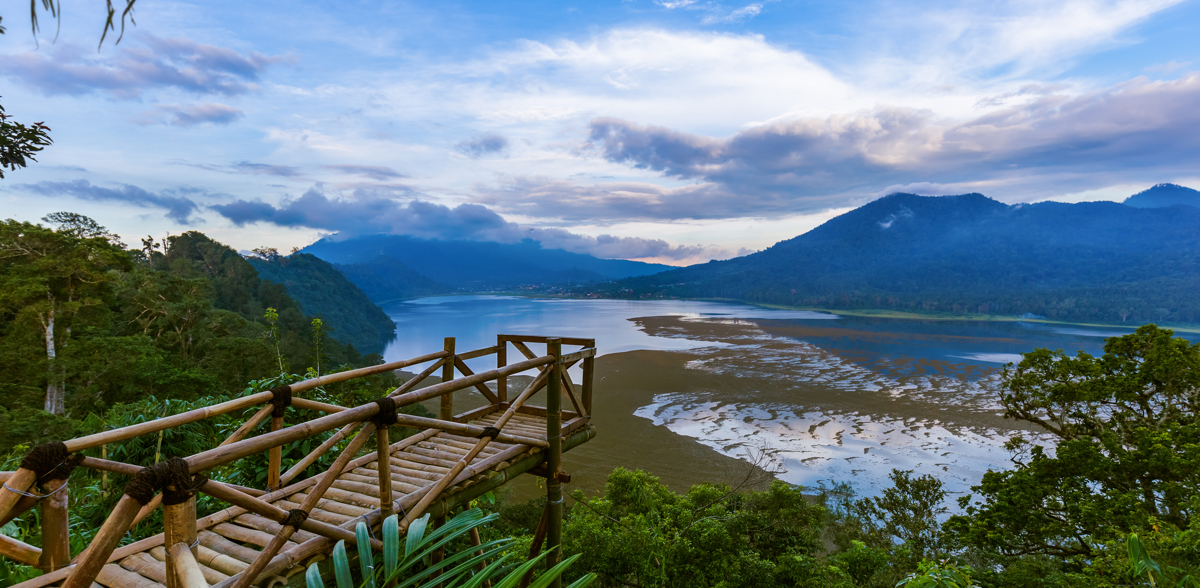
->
xmin=288 ymin=398 xmax=346 ymax=414
xmin=187 ymin=355 xmax=553 ymax=473
xmin=225 ymin=423 xmax=378 ymax=588
xmin=38 ymin=478 xmax=70 ymax=572
xmin=545 ymin=338 xmax=563 ymax=588
xmin=452 ymin=357 xmax=501 ymax=404
xmin=163 ymin=495 xmax=198 ymax=588
xmin=219 ymin=406 xmax=273 ymax=448
xmin=169 ymin=542 xmax=209 ymax=588
xmin=0 ymin=493 xmax=38 ymax=527
xmin=0 ymin=468 xmax=36 ymax=523
xmin=559 ymin=370 xmax=586 ymax=418
xmin=0 ymin=533 xmax=41 ymax=566
xmin=268 ymin=415 xmax=283 ymax=490
xmin=197 ymin=481 xmax=379 ymax=550
xmin=582 ymin=355 xmax=594 ymax=416
xmin=277 ymin=422 xmax=360 ymax=488
xmin=290 ymin=350 xmax=449 ymax=394
xmin=441 ymin=338 xmax=455 ymax=421
xmin=377 ymin=426 xmax=393 ymax=518
xmin=65 ymin=394 xmax=272 ymax=453
xmin=497 ymin=336 xmax=508 ymax=403
xmin=61 ymin=494 xmax=142 ymax=588
xmin=387 ymin=414 xmax=547 ymax=448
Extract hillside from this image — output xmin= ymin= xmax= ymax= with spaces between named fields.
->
xmin=247 ymin=253 xmax=397 ymax=352
xmin=610 ymin=191 xmax=1200 ymax=325
xmin=302 ymin=235 xmax=671 ymax=290
xmin=333 ymin=256 xmax=454 ymax=303
xmin=1124 ymin=183 xmax=1200 ymax=208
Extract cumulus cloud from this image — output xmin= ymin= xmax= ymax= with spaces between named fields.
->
xmin=455 ymin=134 xmax=510 ymax=158
xmin=583 ymin=73 xmax=1200 ymax=214
xmin=18 ymin=180 xmax=203 ymax=224
xmin=321 ymin=165 xmax=408 ymax=180
xmin=0 ymin=36 xmax=287 ymax=98
xmin=210 ymin=186 xmax=706 ymax=260
xmin=133 ymin=103 xmax=244 ymax=126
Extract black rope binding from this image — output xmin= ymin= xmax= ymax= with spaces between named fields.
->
xmin=371 ymin=397 xmax=399 ymax=427
xmin=479 ymin=426 xmax=502 ymax=440
xmin=281 ymin=508 xmax=309 ymax=528
xmin=20 ymin=442 xmax=71 ymax=479
xmin=125 ymin=457 xmax=208 ymax=506
xmin=269 ymin=385 xmax=293 ymax=418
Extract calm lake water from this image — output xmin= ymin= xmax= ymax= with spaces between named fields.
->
xmin=381 ymin=296 xmax=1194 ymax=497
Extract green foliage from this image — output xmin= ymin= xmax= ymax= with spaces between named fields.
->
xmin=247 ymin=253 xmax=397 ymax=353
xmin=0 ymin=100 xmax=52 ymax=179
xmin=306 ymin=510 xmax=595 ymax=588
xmin=896 ymin=560 xmax=976 ymax=588
xmin=947 ymin=325 xmax=1200 ymax=558
xmin=562 ymin=467 xmax=826 ymax=588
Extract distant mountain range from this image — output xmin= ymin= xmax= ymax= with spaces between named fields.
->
xmin=301 ymin=234 xmax=671 ymax=293
xmin=606 ymin=185 xmax=1200 ymax=326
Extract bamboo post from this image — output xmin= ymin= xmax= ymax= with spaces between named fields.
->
xmin=545 ymin=338 xmax=563 ymax=588
xmin=169 ymin=542 xmax=209 ymax=588
xmin=376 ymin=425 xmax=393 ymax=518
xmin=268 ymin=414 xmax=283 ymax=490
xmin=441 ymin=338 xmax=455 ymax=420
xmin=38 ymin=478 xmax=70 ymax=572
xmin=163 ymin=495 xmax=198 ymax=588
xmin=61 ymin=495 xmax=142 ymax=588
xmin=496 ymin=335 xmax=507 ymax=403
xmin=100 ymin=445 xmax=108 ymax=496
xmin=582 ymin=353 xmax=594 ymax=416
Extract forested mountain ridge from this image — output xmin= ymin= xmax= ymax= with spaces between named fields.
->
xmin=302 ymin=234 xmax=671 ymax=290
xmin=247 ymin=252 xmax=397 ymax=352
xmin=1123 ymin=183 xmax=1200 ymax=208
xmin=607 ymin=191 xmax=1200 ymax=325
xmin=333 ymin=255 xmax=454 ymax=304
xmin=0 ymin=219 xmax=381 ymax=451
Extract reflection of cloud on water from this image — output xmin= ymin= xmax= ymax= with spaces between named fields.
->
xmin=952 ymin=352 xmax=1024 ymax=364
xmin=635 ymin=395 xmax=1045 ymax=499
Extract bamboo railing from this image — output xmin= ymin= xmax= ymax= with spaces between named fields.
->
xmin=0 ymin=335 xmax=597 ymax=588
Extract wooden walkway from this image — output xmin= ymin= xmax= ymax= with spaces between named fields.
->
xmin=0 ymin=335 xmax=595 ymax=588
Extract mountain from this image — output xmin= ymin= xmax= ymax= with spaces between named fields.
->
xmin=1123 ymin=183 xmax=1200 ymax=209
xmin=247 ymin=253 xmax=397 ymax=353
xmin=301 ymin=235 xmax=672 ymax=290
xmin=611 ymin=191 xmax=1200 ymax=325
xmin=334 ymin=256 xmax=454 ymax=303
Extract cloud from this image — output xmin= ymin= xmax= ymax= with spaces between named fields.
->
xmin=0 ymin=35 xmax=287 ymax=98
xmin=183 ymin=161 xmax=304 ymax=177
xmin=210 ymin=185 xmax=706 ymax=260
xmin=18 ymin=180 xmax=203 ymax=223
xmin=133 ymin=103 xmax=244 ymax=126
xmin=701 ymin=4 xmax=763 ymax=24
xmin=582 ymin=73 xmax=1200 ymax=213
xmin=455 ymin=134 xmax=510 ymax=158
xmin=321 ymin=165 xmax=409 ymax=180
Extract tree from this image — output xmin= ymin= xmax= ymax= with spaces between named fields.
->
xmin=947 ymin=325 xmax=1200 ymax=557
xmin=0 ymin=100 xmax=52 ymax=179
xmin=0 ymin=217 xmax=130 ymax=414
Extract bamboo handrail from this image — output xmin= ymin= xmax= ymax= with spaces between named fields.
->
xmin=388 ymin=414 xmax=548 ymax=448
xmin=0 ymin=533 xmax=41 ymax=566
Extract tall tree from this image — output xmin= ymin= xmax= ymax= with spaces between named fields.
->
xmin=0 ymin=216 xmax=129 ymax=413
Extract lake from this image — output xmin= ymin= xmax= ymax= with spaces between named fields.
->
xmin=380 ymin=296 xmax=1188 ymax=500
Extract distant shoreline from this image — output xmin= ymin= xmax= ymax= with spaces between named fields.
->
xmin=448 ymin=291 xmax=1200 ymax=335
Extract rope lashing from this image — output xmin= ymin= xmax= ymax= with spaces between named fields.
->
xmin=280 ymin=508 xmax=309 ymax=528
xmin=125 ymin=457 xmax=208 ymax=506
xmin=478 ymin=426 xmax=502 ymax=440
xmin=371 ymin=397 xmax=399 ymax=427
xmin=269 ymin=385 xmax=293 ymax=418
xmin=19 ymin=441 xmax=83 ymax=481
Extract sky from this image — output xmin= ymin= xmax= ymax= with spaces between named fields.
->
xmin=2 ymin=0 xmax=1198 ymax=265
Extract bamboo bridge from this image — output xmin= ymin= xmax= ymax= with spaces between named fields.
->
xmin=0 ymin=335 xmax=596 ymax=588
